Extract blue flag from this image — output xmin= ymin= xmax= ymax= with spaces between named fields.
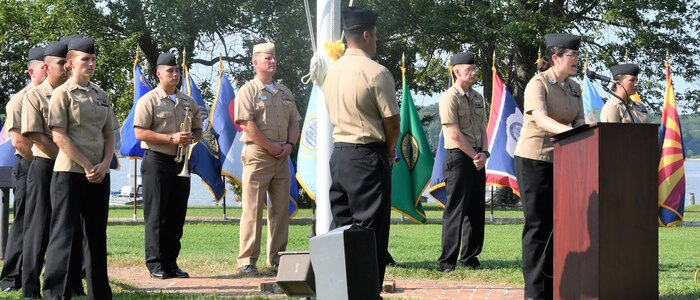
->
xmin=182 ymin=64 xmax=225 ymax=201
xmin=211 ymin=71 xmax=243 ymax=184
xmin=120 ymin=62 xmax=152 ymax=158
xmin=0 ymin=125 xmax=15 ymax=167
xmin=427 ymin=132 xmax=447 ymax=206
xmin=581 ymin=71 xmax=604 ymax=123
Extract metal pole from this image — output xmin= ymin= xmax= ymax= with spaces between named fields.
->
xmin=222 ymin=176 xmax=227 ymax=220
xmin=133 ymin=159 xmax=138 ymax=221
xmin=314 ymin=0 xmax=340 ymax=236
xmin=489 ymin=186 xmax=494 ymax=222
xmin=0 ymin=188 xmax=9 ymax=258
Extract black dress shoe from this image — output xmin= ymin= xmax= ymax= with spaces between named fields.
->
xmin=239 ymin=265 xmax=257 ymax=274
xmin=459 ymin=257 xmax=484 ymax=269
xmin=167 ymin=268 xmax=190 ymax=278
xmin=437 ymin=264 xmax=455 ymax=273
xmin=149 ymin=270 xmax=169 ymax=279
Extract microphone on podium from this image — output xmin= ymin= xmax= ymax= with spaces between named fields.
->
xmin=585 ymin=69 xmax=611 ymax=84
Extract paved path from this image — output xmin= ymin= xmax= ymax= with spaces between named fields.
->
xmin=109 ymin=267 xmax=525 ymax=299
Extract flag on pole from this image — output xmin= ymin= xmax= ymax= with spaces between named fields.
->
xmin=0 ymin=125 xmax=15 ymax=167
xmin=120 ymin=55 xmax=153 ymax=158
xmin=581 ymin=57 xmax=604 ymax=124
xmin=296 ymin=86 xmax=320 ymax=199
xmin=210 ymin=62 xmax=244 ymax=184
xmin=427 ymin=64 xmax=454 ymax=207
xmin=658 ymin=59 xmax=686 ymax=227
xmin=390 ymin=64 xmax=432 ymax=223
xmin=181 ymin=54 xmax=225 ymax=201
xmin=485 ymin=65 xmax=523 ymax=195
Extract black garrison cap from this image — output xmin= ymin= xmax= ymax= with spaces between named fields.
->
xmin=544 ymin=33 xmax=581 ymax=51
xmin=157 ymin=53 xmax=177 ymax=66
xmin=451 ymin=51 xmax=475 ymax=66
xmin=27 ymin=46 xmax=46 ymax=61
xmin=59 ymin=34 xmax=85 ymax=44
xmin=342 ymin=6 xmax=378 ymax=31
xmin=68 ymin=37 xmax=95 ymax=54
xmin=610 ymin=63 xmax=640 ymax=77
xmin=43 ymin=42 xmax=68 ymax=58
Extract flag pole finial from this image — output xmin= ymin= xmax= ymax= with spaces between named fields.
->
xmin=401 ymin=52 xmax=405 ymax=68
xmin=665 ymin=49 xmax=670 ymax=67
xmin=492 ymin=51 xmax=495 ymax=68
xmin=625 ymin=49 xmax=629 ymax=63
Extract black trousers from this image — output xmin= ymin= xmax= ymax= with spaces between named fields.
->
xmin=329 ymin=142 xmax=391 ymax=297
xmin=43 ymin=172 xmax=112 ymax=300
xmin=515 ymin=156 xmax=553 ymax=300
xmin=0 ymin=156 xmax=30 ymax=290
xmin=438 ymin=150 xmax=486 ymax=268
xmin=142 ymin=150 xmax=190 ymax=273
xmin=21 ymin=157 xmax=54 ymax=297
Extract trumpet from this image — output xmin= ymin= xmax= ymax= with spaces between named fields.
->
xmin=175 ymin=105 xmax=192 ymax=177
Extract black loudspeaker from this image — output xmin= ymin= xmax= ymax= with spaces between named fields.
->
xmin=310 ymin=224 xmax=379 ymax=300
xmin=275 ymin=251 xmax=315 ymax=297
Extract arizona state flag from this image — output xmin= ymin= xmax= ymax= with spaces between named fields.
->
xmin=485 ymin=66 xmax=522 ymax=195
xmin=658 ymin=61 xmax=686 ymax=226
xmin=390 ymin=66 xmax=432 ymax=223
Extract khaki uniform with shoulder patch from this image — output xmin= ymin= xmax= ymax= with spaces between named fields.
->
xmin=600 ymin=98 xmax=650 ymax=123
xmin=439 ymin=85 xmax=487 ymax=149
xmin=48 ymin=79 xmax=116 ymax=173
xmin=133 ymin=85 xmax=203 ymax=156
xmin=514 ymin=67 xmax=584 ymax=163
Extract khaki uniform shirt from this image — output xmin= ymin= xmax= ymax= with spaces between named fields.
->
xmin=600 ymin=98 xmax=650 ymax=123
xmin=133 ymin=85 xmax=203 ymax=156
xmin=439 ymin=85 xmax=487 ymax=149
xmin=514 ymin=68 xmax=584 ymax=162
xmin=4 ymin=83 xmax=36 ymax=155
xmin=22 ymin=80 xmax=57 ymax=159
xmin=323 ymin=48 xmax=399 ymax=144
xmin=48 ymin=78 xmax=116 ymax=173
xmin=234 ymin=78 xmax=301 ymax=143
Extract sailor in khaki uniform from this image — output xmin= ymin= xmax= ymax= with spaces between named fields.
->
xmin=20 ymin=41 xmax=80 ymax=298
xmin=234 ymin=42 xmax=300 ymax=274
xmin=134 ymin=52 xmax=202 ymax=280
xmin=437 ymin=51 xmax=489 ymax=273
xmin=600 ymin=63 xmax=650 ymax=123
xmin=0 ymin=46 xmax=46 ymax=292
xmin=43 ymin=37 xmax=114 ymax=300
xmin=514 ymin=33 xmax=585 ymax=299
xmin=323 ymin=7 xmax=400 ymax=297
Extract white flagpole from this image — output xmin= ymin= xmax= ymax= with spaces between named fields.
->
xmin=315 ymin=0 xmax=340 ymax=235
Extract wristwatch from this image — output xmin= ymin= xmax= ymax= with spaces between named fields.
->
xmin=480 ymin=151 xmax=490 ymax=158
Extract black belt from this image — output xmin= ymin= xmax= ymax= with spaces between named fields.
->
xmin=447 ymin=147 xmax=482 ymax=153
xmin=33 ymin=156 xmax=55 ymax=162
xmin=334 ymin=142 xmax=385 ymax=150
xmin=145 ymin=149 xmax=176 ymax=160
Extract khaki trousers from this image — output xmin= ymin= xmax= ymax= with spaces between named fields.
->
xmin=238 ymin=144 xmax=290 ymax=267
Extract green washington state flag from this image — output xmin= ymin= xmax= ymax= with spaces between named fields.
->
xmin=390 ymin=66 xmax=434 ymax=223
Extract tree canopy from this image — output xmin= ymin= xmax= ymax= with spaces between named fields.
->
xmin=1 ymin=0 xmax=698 ymax=124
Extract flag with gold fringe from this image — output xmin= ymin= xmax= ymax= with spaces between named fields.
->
xmin=390 ymin=63 xmax=432 ymax=223
xmin=181 ymin=54 xmax=225 ymax=201
xmin=658 ymin=58 xmax=686 ymax=226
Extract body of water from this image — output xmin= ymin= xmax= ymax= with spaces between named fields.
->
xmin=6 ymin=157 xmax=700 ymax=207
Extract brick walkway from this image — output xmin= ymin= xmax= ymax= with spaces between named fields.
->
xmin=109 ymin=267 xmax=524 ymax=299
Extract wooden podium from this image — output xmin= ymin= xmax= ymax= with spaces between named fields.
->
xmin=552 ymin=123 xmax=659 ymax=299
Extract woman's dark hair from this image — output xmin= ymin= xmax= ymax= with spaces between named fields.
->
xmin=536 ymin=46 xmax=568 ymax=72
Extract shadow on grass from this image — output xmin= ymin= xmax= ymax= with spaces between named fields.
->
xmin=391 ymin=259 xmax=521 ymax=272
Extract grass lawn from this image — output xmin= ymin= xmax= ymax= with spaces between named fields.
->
xmin=103 ymin=203 xmax=525 ymax=221
xmin=0 ymin=205 xmax=698 ymax=299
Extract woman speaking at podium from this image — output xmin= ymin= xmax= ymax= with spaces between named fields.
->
xmin=600 ymin=63 xmax=650 ymax=123
xmin=513 ymin=33 xmax=585 ymax=299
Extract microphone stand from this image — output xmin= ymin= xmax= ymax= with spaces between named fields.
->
xmin=600 ymin=83 xmax=636 ymax=124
